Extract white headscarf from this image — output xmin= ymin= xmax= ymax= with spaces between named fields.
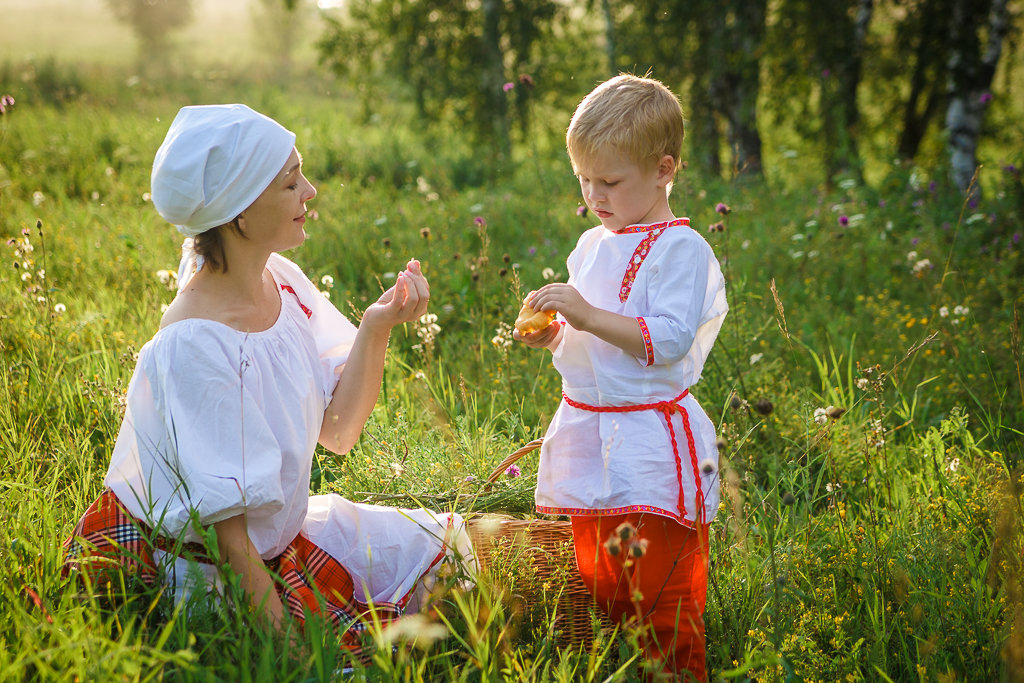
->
xmin=150 ymin=104 xmax=296 ymax=291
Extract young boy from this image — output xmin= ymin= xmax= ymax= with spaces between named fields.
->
xmin=515 ymin=74 xmax=728 ymax=680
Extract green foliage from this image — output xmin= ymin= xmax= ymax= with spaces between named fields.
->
xmin=1 ymin=65 xmax=1023 ymax=681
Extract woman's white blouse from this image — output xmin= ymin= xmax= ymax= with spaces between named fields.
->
xmin=105 ymin=254 xmax=356 ymax=558
xmin=104 ymin=253 xmax=471 ymax=607
xmin=535 ymin=222 xmax=728 ymax=526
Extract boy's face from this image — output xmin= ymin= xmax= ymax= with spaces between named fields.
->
xmin=574 ymin=150 xmax=675 ymax=232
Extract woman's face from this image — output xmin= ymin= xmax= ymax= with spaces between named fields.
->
xmin=239 ymin=148 xmax=316 ymax=252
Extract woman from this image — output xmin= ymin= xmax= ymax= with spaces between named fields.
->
xmin=64 ymin=104 xmax=472 ymax=651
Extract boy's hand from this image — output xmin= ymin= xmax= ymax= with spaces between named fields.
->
xmin=526 ymin=284 xmax=594 ymax=332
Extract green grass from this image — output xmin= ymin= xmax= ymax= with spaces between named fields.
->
xmin=1 ymin=61 xmax=1022 ymax=681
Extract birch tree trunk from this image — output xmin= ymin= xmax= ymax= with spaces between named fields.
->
xmin=945 ymin=0 xmax=1011 ymax=197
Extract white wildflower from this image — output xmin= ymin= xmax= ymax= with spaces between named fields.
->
xmin=320 ymin=274 xmax=334 ymax=288
xmin=953 ymin=305 xmax=969 ymax=316
xmin=939 ymin=306 xmax=949 ymax=318
xmin=320 ymin=290 xmax=331 ymax=299
xmin=142 ymin=192 xmax=152 ymax=202
xmin=911 ymin=258 xmax=932 ymax=274
xmin=541 ymin=267 xmax=555 ymax=280
xmin=491 ymin=322 xmax=513 ymax=349
xmin=856 ymin=378 xmax=870 ymax=390
xmin=749 ymin=353 xmax=764 ymax=365
xmin=54 ymin=302 xmax=66 ymax=314
xmin=21 ymin=272 xmax=31 ymax=281
xmin=947 ymin=457 xmax=960 ymax=473
xmin=32 ymin=191 xmax=45 ymax=206
xmin=906 ymin=250 xmax=918 ymax=262
xmin=741 ymin=239 xmax=751 ymax=250
xmin=813 ymin=407 xmax=828 ymax=425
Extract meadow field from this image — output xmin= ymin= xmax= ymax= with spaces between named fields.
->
xmin=1 ymin=43 xmax=1023 ymax=682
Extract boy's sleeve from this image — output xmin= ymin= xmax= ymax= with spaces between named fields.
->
xmin=634 ymin=237 xmax=726 ymax=367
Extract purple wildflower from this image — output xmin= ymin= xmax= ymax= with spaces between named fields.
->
xmin=528 ymin=246 xmax=537 ymax=256
xmin=0 ymin=94 xmax=13 ymax=115
xmin=911 ymin=237 xmax=919 ymax=246
xmin=822 ymin=68 xmax=831 ymax=79
xmin=474 ymin=216 xmax=487 ymax=227
xmin=979 ymin=92 xmax=993 ymax=104
xmin=969 ymin=198 xmax=978 ymax=209
xmin=505 ymin=464 xmax=521 ymax=478
xmin=715 ymin=202 xmax=731 ymax=215
xmin=518 ymin=73 xmax=534 ymax=87
xmin=838 ymin=215 xmax=849 ymax=227
xmin=1013 ymin=233 xmax=1021 ymax=244
xmin=878 ymin=199 xmax=887 ymax=208
xmin=928 ymin=181 xmax=936 ymax=193
xmin=502 ymin=82 xmax=514 ymax=93
xmin=576 ymin=205 xmax=588 ymax=217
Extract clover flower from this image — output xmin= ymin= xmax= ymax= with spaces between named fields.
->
xmin=838 ymin=215 xmax=849 ymax=227
xmin=502 ymin=82 xmax=515 ymax=93
xmin=504 ymin=464 xmax=521 ymax=478
xmin=473 ymin=216 xmax=486 ymax=228
xmin=715 ymin=202 xmax=730 ymax=215
xmin=576 ymin=205 xmax=588 ymax=217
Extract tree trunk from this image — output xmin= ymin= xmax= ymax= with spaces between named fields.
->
xmin=945 ymin=0 xmax=1010 ymax=197
xmin=716 ymin=0 xmax=765 ymax=179
xmin=601 ymin=0 xmax=617 ymax=76
xmin=481 ymin=0 xmax=510 ymax=160
xmin=896 ymin=0 xmax=953 ymax=160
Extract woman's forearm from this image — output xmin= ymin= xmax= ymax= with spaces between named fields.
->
xmin=213 ymin=515 xmax=285 ymax=628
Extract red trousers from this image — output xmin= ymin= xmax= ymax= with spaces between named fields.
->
xmin=571 ymin=513 xmax=710 ymax=682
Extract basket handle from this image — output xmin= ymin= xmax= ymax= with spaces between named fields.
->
xmin=486 ymin=438 xmax=543 ymax=483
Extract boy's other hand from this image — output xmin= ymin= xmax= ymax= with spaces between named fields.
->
xmin=513 ymin=319 xmax=561 ymax=349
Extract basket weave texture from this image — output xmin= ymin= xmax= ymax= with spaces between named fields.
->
xmin=467 ymin=439 xmax=613 ymax=645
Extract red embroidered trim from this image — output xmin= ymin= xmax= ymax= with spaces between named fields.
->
xmin=280 ymin=284 xmax=312 ymax=319
xmin=637 ymin=317 xmax=654 ymax=366
xmin=617 ymin=218 xmax=690 ymax=302
xmin=613 ymin=217 xmax=690 ymax=235
xmin=561 ymin=388 xmax=705 ymax=523
xmin=536 ymin=503 xmax=698 ymax=530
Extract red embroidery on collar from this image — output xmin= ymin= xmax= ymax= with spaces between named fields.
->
xmin=614 ymin=217 xmax=690 ymax=234
xmin=618 ymin=219 xmax=689 ymax=302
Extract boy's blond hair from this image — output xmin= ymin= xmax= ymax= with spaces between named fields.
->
xmin=567 ymin=74 xmax=684 ymax=173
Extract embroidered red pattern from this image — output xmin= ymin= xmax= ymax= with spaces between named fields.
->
xmin=617 ymin=218 xmax=689 ymax=302
xmin=637 ymin=316 xmax=654 ymax=366
xmin=280 ymin=284 xmax=312 ymax=319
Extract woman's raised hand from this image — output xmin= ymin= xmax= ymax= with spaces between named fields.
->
xmin=365 ymin=259 xmax=430 ymax=329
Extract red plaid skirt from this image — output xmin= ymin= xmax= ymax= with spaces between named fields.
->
xmin=64 ymin=490 xmax=403 ymax=654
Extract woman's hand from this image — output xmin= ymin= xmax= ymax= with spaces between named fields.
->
xmin=363 ymin=260 xmax=430 ymax=330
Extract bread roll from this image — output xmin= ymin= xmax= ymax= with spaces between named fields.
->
xmin=514 ymin=298 xmax=557 ymax=335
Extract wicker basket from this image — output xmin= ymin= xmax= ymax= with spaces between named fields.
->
xmin=467 ymin=439 xmax=613 ymax=646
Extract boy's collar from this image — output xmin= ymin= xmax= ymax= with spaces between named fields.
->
xmin=613 ymin=217 xmax=689 ymax=234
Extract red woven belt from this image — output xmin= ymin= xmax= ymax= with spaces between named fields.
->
xmin=561 ymin=388 xmax=704 ymax=523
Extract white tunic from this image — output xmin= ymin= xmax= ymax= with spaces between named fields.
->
xmin=535 ymin=219 xmax=728 ymax=526
xmin=105 ymin=253 xmax=470 ymax=608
